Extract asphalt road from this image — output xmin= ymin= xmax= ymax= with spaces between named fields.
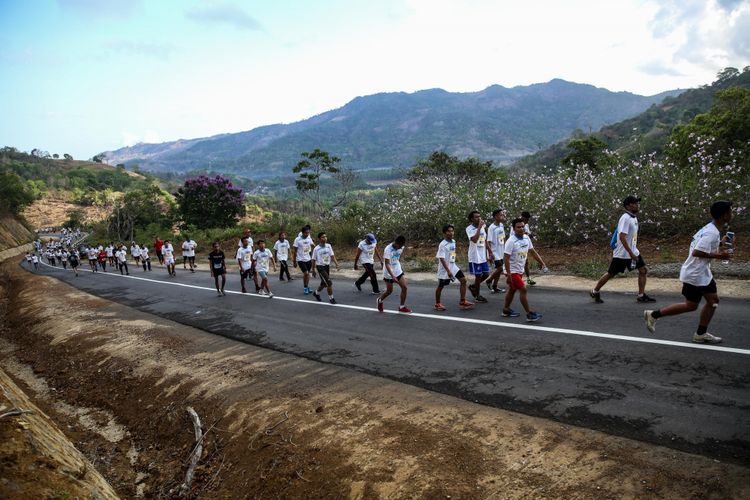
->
xmin=25 ymin=257 xmax=750 ymax=464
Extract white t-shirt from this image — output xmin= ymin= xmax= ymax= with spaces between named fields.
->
xmin=253 ymin=249 xmax=273 ymax=272
xmin=32 ymin=255 xmax=38 ymax=263
xmin=116 ymin=249 xmax=127 ymax=263
xmin=466 ymin=224 xmax=488 ymax=264
xmin=436 ymin=239 xmax=459 ymax=279
xmin=273 ymin=240 xmax=290 ymax=261
xmin=614 ymin=212 xmax=640 ymax=258
xmin=679 ymin=222 xmax=720 ymax=287
xmin=358 ymin=240 xmax=377 ymax=265
xmin=87 ymin=248 xmax=98 ymax=260
xmin=236 ymin=246 xmax=254 ymax=271
xmin=182 ymin=240 xmax=197 ymax=257
xmin=132 ymin=245 xmax=141 ymax=258
xmin=293 ymin=235 xmax=314 ymax=262
xmin=488 ymin=222 xmax=505 ymax=259
xmin=504 ymin=234 xmax=534 ymax=274
xmin=238 ymin=237 xmax=253 ymax=249
xmin=383 ymin=243 xmax=403 ymax=280
xmin=141 ymin=247 xmax=149 ymax=259
xmin=106 ymin=246 xmax=114 ymax=257
xmin=312 ymin=243 xmax=334 ymax=266
xmin=163 ymin=244 xmax=174 ymax=260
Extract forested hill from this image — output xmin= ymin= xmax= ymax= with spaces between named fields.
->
xmin=103 ymin=79 xmax=680 ymax=177
xmin=512 ymin=67 xmax=750 ymax=172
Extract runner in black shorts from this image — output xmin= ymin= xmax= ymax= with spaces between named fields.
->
xmin=644 ymin=201 xmax=733 ymax=344
xmin=207 ymin=241 xmax=226 ymax=296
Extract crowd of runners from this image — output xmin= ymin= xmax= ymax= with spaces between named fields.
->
xmin=25 ymin=198 xmax=736 ymax=344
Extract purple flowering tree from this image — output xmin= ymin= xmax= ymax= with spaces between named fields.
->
xmin=174 ymin=175 xmax=246 ymax=228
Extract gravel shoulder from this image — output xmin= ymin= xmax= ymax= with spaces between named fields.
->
xmin=1 ymin=257 xmax=749 ymax=498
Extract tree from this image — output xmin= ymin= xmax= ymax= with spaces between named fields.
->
xmin=715 ymin=67 xmax=740 ymax=84
xmin=174 ymin=175 xmax=245 ymax=228
xmin=63 ymin=153 xmax=73 ymax=160
xmin=293 ymin=149 xmax=341 ymax=207
xmin=52 ymin=153 xmax=59 ymax=159
xmin=0 ymin=171 xmax=35 ymax=214
xmin=407 ymin=151 xmax=495 ymax=185
xmin=92 ymin=153 xmax=106 ymax=163
xmin=562 ymin=136 xmax=609 ymax=170
xmin=64 ymin=208 xmax=85 ymax=229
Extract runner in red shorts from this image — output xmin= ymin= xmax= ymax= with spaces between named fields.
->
xmin=502 ymin=218 xmax=548 ymax=322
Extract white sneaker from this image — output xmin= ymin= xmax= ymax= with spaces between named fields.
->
xmin=267 ymin=292 xmax=274 ymax=298
xmin=693 ymin=332 xmax=722 ymax=344
xmin=257 ymin=289 xmax=265 ymax=296
xmin=644 ymin=310 xmax=656 ymax=333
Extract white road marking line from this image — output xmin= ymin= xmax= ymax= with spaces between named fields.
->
xmin=35 ymin=260 xmax=750 ymax=356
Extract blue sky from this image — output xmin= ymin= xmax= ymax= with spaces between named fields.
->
xmin=1 ymin=0 xmax=748 ymax=159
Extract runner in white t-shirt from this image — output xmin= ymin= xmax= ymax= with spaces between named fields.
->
xmin=486 ymin=209 xmax=507 ymax=294
xmin=311 ymin=232 xmax=340 ymax=304
xmin=163 ymin=240 xmax=176 ymax=277
xmin=434 ymin=224 xmax=473 ymax=311
xmin=115 ymin=245 xmax=130 ymax=275
xmin=252 ymin=240 xmax=276 ymax=297
xmin=591 ymin=196 xmax=656 ymax=304
xmin=182 ymin=236 xmax=197 ymax=272
xmin=140 ymin=245 xmax=152 ymax=271
xmin=236 ymin=236 xmax=256 ymax=293
xmin=644 ymin=201 xmax=733 ymax=344
xmin=502 ymin=218 xmax=547 ymax=322
xmin=377 ymin=235 xmax=411 ymax=313
xmin=292 ymin=226 xmax=314 ymax=295
xmin=131 ymin=242 xmax=141 ymax=266
xmin=465 ymin=211 xmax=490 ymax=303
xmin=273 ymin=232 xmax=293 ymax=282
xmin=354 ymin=233 xmax=382 ymax=294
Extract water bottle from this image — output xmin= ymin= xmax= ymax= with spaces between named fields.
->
xmin=723 ymin=231 xmax=734 ymax=265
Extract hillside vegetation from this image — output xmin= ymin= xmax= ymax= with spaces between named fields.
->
xmin=513 ymin=67 xmax=750 ymax=172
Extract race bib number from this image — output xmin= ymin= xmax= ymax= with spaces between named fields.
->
xmin=213 ymin=262 xmax=223 ymax=269
xmin=449 ymin=251 xmax=456 ymax=263
xmin=478 ymin=235 xmax=486 ymax=246
xmin=367 ymin=250 xmax=374 ymax=258
xmin=244 ymin=254 xmax=251 ymax=262
xmin=302 ymin=244 xmax=311 ymax=254
xmin=322 ymin=254 xmax=331 ymax=265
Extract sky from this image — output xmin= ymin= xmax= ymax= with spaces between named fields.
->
xmin=1 ymin=0 xmax=748 ymax=159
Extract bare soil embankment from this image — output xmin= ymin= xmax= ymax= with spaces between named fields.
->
xmin=1 ymin=259 xmax=749 ymax=498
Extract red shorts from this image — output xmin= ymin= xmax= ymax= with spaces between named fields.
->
xmin=509 ymin=273 xmax=526 ymax=290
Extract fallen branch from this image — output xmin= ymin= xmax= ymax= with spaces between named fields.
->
xmin=0 ymin=407 xmax=34 ymax=419
xmin=179 ymin=407 xmax=203 ymax=496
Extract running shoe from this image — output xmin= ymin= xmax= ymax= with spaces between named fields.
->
xmin=475 ymin=295 xmax=488 ymax=303
xmin=590 ymin=290 xmax=604 ymax=304
xmin=377 ymin=298 xmax=384 ymax=313
xmin=490 ymin=287 xmax=503 ymax=294
xmin=217 ymin=291 xmax=223 ymax=297
xmin=486 ymin=281 xmax=494 ymax=292
xmin=354 ymin=282 xmax=362 ymax=292
xmin=526 ymin=311 xmax=543 ymax=322
xmin=258 ymin=289 xmax=265 ymax=295
xmin=527 ymin=278 xmax=536 ymax=286
xmin=221 ymin=289 xmax=226 ymax=296
xmin=371 ymin=290 xmax=381 ymax=295
xmin=313 ymin=291 xmax=322 ymax=302
xmin=501 ymin=309 xmax=520 ymax=318
xmin=434 ymin=303 xmax=447 ymax=311
xmin=329 ymin=298 xmax=337 ymax=304
xmin=398 ymin=306 xmax=412 ymax=314
xmin=459 ymin=300 xmax=474 ymax=310
xmin=242 ymin=287 xmax=247 ymax=294
xmin=267 ymin=292 xmax=274 ymax=298
xmin=636 ymin=294 xmax=657 ymax=303
xmin=693 ymin=332 xmax=722 ymax=344
xmin=304 ymin=287 xmax=310 ymax=295
xmin=644 ymin=310 xmax=656 ymax=333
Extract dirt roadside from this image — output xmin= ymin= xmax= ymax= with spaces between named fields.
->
xmin=1 ymin=259 xmax=749 ymax=499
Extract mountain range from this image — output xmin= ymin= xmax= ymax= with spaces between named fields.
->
xmin=104 ymin=79 xmax=682 ymax=178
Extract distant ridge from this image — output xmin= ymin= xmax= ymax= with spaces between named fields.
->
xmin=104 ymin=79 xmax=681 ymax=177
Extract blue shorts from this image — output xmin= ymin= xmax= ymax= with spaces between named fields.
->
xmin=468 ymin=262 xmax=490 ymax=275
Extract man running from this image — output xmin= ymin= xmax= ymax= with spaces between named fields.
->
xmin=502 ymin=218 xmax=548 ymax=322
xmin=207 ymin=241 xmax=227 ymax=296
xmin=591 ymin=195 xmax=656 ymax=303
xmin=377 ymin=235 xmax=411 ymax=313
xmin=115 ymin=245 xmax=130 ymax=275
xmin=24 ymin=253 xmax=32 ymax=267
xmin=311 ymin=232 xmax=340 ymax=304
xmin=466 ymin=211 xmax=490 ymax=303
xmin=273 ymin=232 xmax=293 ymax=282
xmin=435 ymin=224 xmax=473 ymax=311
xmin=140 ymin=245 xmax=152 ymax=271
xmin=153 ymin=236 xmax=164 ymax=265
xmin=31 ymin=253 xmax=39 ymax=270
xmin=68 ymin=250 xmax=79 ymax=276
xmin=486 ymin=209 xmax=507 ymax=294
xmin=182 ymin=235 xmax=197 ymax=272
xmin=644 ymin=201 xmax=734 ymax=344
xmin=253 ymin=240 xmax=276 ymax=297
xmin=131 ymin=241 xmax=141 ymax=267
xmin=292 ymin=226 xmax=315 ymax=294
xmin=354 ymin=233 xmax=382 ymax=294
xmin=236 ymin=236 xmax=255 ymax=293
xmin=87 ymin=245 xmax=99 ymax=272
xmin=163 ymin=239 xmax=176 ymax=277
xmin=98 ymin=246 xmax=108 ymax=272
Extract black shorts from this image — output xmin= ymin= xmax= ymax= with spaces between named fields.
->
xmin=438 ymin=270 xmax=465 ymax=287
xmin=239 ymin=268 xmax=255 ymax=280
xmin=384 ymin=273 xmax=405 ymax=284
xmin=681 ymin=279 xmax=717 ymax=303
xmin=298 ymin=261 xmax=312 ymax=273
xmin=211 ymin=267 xmax=226 ymax=278
xmin=608 ymin=255 xmax=646 ymax=275
xmin=316 ymin=265 xmax=332 ymax=286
